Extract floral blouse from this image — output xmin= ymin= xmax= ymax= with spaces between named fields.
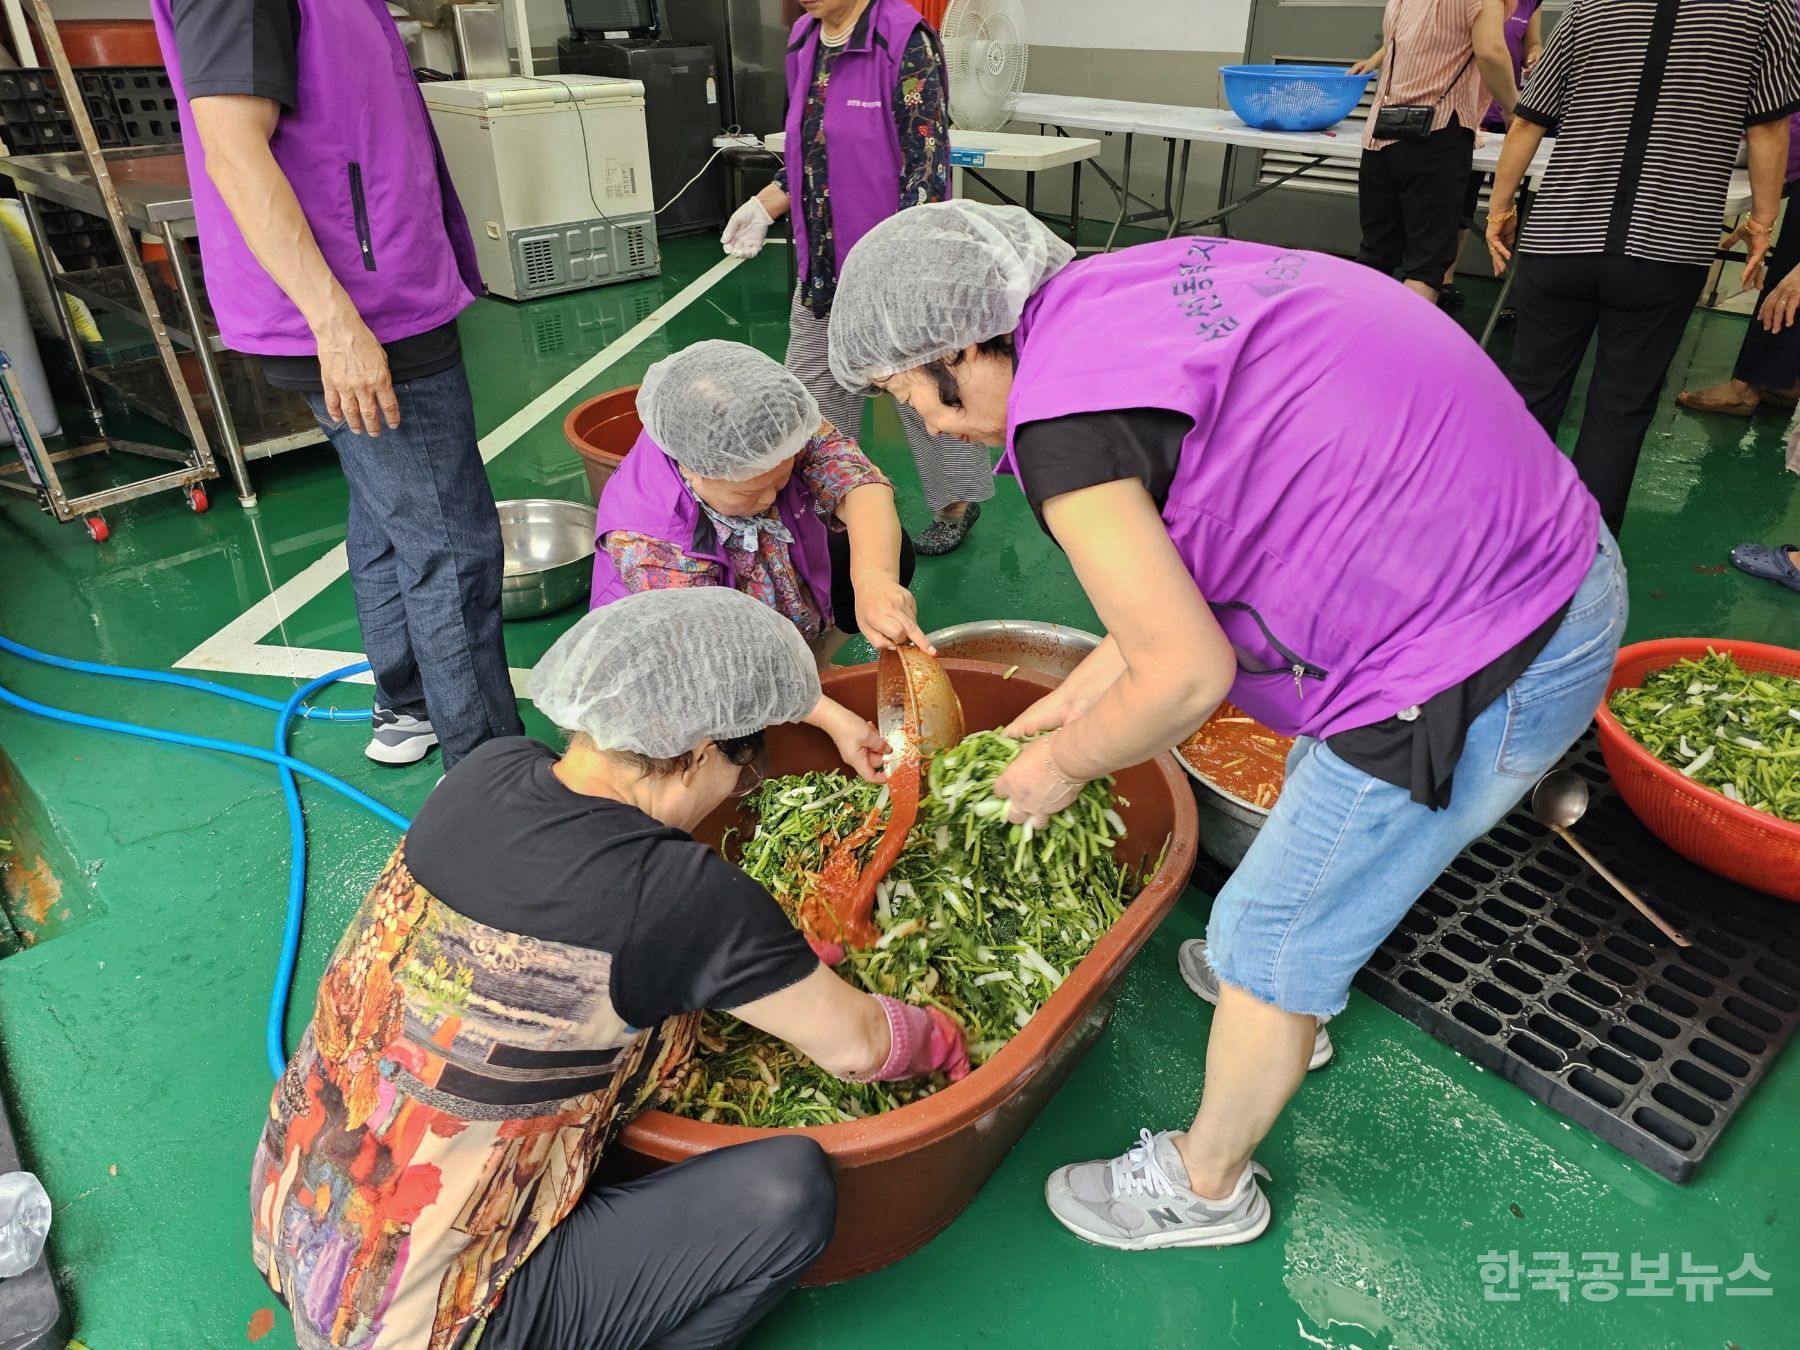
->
xmin=774 ymin=26 xmax=952 ymax=316
xmin=250 ymin=848 xmax=695 ymax=1350
xmin=606 ymin=423 xmax=889 ymax=641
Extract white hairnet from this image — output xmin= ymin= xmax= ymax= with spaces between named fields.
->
xmin=828 ymin=200 xmax=1075 ymax=394
xmin=529 ymin=588 xmax=821 ymax=758
xmin=637 ymin=340 xmax=820 ymax=479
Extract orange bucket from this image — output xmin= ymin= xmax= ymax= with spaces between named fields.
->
xmin=563 ymin=385 xmax=641 ymax=504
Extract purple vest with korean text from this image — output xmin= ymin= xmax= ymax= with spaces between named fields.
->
xmin=589 ymin=430 xmax=836 ymax=627
xmin=997 ymin=239 xmax=1601 ymax=741
xmin=149 ymin=0 xmax=482 ymax=354
xmin=783 ymin=0 xmax=929 ymax=294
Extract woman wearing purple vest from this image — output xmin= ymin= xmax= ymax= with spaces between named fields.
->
xmin=719 ymin=0 xmax=994 ymax=556
xmin=830 ymin=201 xmax=1626 ymax=1252
xmin=590 ymin=341 xmax=925 ymax=780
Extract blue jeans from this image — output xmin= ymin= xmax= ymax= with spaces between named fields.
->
xmin=1206 ymin=529 xmax=1628 ymax=1017
xmin=305 ymin=361 xmax=522 ymax=768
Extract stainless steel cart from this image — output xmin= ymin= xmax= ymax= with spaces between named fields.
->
xmin=0 ymin=147 xmax=326 ymax=512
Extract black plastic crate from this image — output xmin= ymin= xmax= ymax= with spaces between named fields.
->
xmin=1350 ymin=731 xmax=1800 ymax=1183
xmin=38 ymin=202 xmax=122 ymax=271
xmin=0 ymin=67 xmax=126 ymax=153
xmin=104 ymin=67 xmax=180 ymax=147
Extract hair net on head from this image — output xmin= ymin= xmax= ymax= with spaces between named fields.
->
xmin=637 ymin=340 xmax=820 ymax=480
xmin=529 ymin=587 xmax=822 ymax=759
xmin=828 ymin=200 xmax=1076 ymax=394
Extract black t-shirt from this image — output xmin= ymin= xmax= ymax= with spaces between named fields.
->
xmin=1012 ymin=410 xmax=1569 ymax=810
xmin=165 ymin=0 xmax=466 ymax=392
xmin=404 ymin=738 xmax=816 ymax=1029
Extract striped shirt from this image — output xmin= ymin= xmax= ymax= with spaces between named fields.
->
xmin=1516 ymin=0 xmax=1800 ymax=266
xmin=1364 ymin=0 xmax=1489 ymax=151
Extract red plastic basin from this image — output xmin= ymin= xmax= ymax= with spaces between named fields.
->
xmin=617 ymin=659 xmax=1199 ymax=1283
xmin=1594 ymin=637 xmax=1800 ymax=902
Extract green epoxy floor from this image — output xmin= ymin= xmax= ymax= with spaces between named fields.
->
xmin=1 ymin=237 xmax=1798 ymax=1350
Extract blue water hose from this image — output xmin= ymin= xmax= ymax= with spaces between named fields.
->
xmin=0 ymin=635 xmax=370 ymax=722
xmin=269 ymin=662 xmax=389 ymax=1076
xmin=0 ymin=637 xmax=412 ymax=1076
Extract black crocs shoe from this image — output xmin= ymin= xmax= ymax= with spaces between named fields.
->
xmin=1437 ymin=285 xmax=1467 ymax=313
xmin=912 ymin=502 xmax=981 ymax=556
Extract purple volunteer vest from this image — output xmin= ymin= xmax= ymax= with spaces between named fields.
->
xmin=149 ymin=0 xmax=482 ymax=354
xmin=998 ymin=239 xmax=1601 ymax=741
xmin=783 ymin=0 xmax=931 ymax=292
xmin=589 ymin=430 xmax=837 ymax=627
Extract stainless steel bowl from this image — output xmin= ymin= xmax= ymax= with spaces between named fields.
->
xmin=497 ymin=498 xmax=597 ymax=621
xmin=1175 ymin=756 xmax=1270 ymax=872
xmin=923 ymin=619 xmax=1101 ymax=681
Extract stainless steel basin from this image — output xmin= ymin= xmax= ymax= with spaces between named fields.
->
xmin=497 ymin=498 xmax=596 ymax=621
xmin=1175 ymin=755 xmax=1270 ymax=873
xmin=923 ymin=619 xmax=1101 ymax=681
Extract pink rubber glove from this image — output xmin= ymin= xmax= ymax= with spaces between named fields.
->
xmin=852 ymin=995 xmax=971 ymax=1083
xmin=806 ymin=933 xmax=845 ymax=967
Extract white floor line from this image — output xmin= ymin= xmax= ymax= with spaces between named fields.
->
xmin=175 ymin=255 xmax=744 ymax=684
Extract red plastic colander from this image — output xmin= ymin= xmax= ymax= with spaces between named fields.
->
xmin=1593 ymin=638 xmax=1800 ymax=903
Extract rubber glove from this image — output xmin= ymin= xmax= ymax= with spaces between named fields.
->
xmin=721 ymin=197 xmax=773 ymax=259
xmin=852 ymin=995 xmax=971 ymax=1083
xmin=806 ymin=933 xmax=846 ymax=967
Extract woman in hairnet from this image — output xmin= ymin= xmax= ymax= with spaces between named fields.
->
xmin=250 ymin=587 xmax=968 ymax=1350
xmin=593 ymin=340 xmax=925 ymax=781
xmin=828 ymin=200 xmax=1621 ymax=1252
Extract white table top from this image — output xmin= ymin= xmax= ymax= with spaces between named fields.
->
xmin=759 ymin=128 xmax=1100 ymax=172
xmin=1013 ymin=94 xmax=1552 ymax=174
xmin=1010 ymin=91 xmax=1758 ymax=213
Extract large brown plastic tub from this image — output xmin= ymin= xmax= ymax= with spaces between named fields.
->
xmin=618 ymin=659 xmax=1198 ymax=1283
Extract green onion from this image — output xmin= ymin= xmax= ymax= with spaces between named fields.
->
xmin=668 ymin=730 xmax=1160 ymax=1127
xmin=1609 ymin=650 xmax=1800 ymax=822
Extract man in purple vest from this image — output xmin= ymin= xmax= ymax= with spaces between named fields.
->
xmin=151 ymin=0 xmax=522 ymax=769
xmin=830 ymin=201 xmax=1623 ymax=1252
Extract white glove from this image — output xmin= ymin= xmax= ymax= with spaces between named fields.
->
xmin=722 ymin=197 xmax=774 ymax=259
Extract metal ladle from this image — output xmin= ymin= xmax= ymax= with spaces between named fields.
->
xmin=1530 ymin=770 xmax=1691 ymax=947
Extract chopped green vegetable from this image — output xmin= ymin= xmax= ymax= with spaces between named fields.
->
xmin=1609 ymin=650 xmax=1800 ymax=823
xmin=668 ymin=730 xmax=1160 ymax=1127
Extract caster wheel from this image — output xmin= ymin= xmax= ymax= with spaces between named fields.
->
xmin=84 ymin=515 xmax=109 ymax=542
xmin=185 ymin=485 xmax=209 ymax=514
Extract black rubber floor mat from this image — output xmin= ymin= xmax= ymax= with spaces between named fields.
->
xmin=1350 ymin=732 xmax=1800 ymax=1183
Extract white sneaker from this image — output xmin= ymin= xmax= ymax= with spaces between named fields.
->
xmin=1178 ymin=939 xmax=1334 ymax=1070
xmin=365 ymin=708 xmax=439 ymax=765
xmin=1045 ymin=1128 xmax=1271 ymax=1251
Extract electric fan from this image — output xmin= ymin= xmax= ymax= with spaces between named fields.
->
xmin=941 ymin=0 xmax=1028 ymax=132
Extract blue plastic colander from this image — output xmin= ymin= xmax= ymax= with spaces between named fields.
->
xmin=1219 ymin=64 xmax=1373 ymax=133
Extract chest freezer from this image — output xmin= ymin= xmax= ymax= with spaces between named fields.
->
xmin=424 ymin=75 xmax=661 ymax=300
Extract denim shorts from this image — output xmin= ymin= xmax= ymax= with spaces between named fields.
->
xmin=1205 ymin=529 xmax=1628 ymax=1018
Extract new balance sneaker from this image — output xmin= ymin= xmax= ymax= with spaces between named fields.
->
xmin=365 ymin=708 xmax=439 ymax=765
xmin=1045 ymin=1128 xmax=1271 ymax=1251
xmin=1177 ymin=939 xmax=1334 ymax=1069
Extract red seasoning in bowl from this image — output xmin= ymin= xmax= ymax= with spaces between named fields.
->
xmin=1178 ymin=702 xmax=1296 ymax=810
